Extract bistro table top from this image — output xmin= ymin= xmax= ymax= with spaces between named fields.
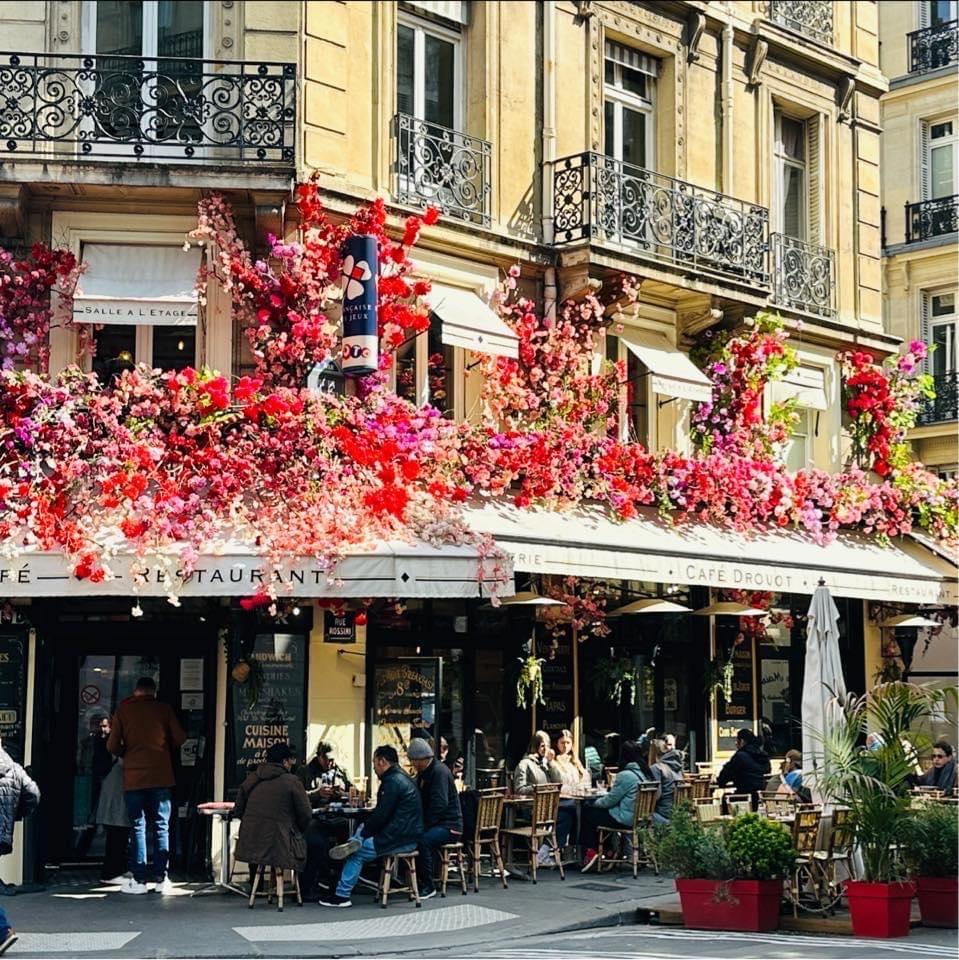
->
xmin=198 ymin=801 xmax=235 ymax=815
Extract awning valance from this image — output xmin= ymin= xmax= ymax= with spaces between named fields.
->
xmin=462 ymin=499 xmax=958 ymax=605
xmin=769 ymin=366 xmax=828 ymax=411
xmin=620 ymin=331 xmax=713 ymax=404
xmin=427 ymin=283 xmax=519 ymax=359
xmin=0 ymin=540 xmax=511 ymax=600
xmin=73 ymin=243 xmax=201 ymax=326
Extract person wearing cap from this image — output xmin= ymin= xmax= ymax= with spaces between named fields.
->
xmin=408 ymin=737 xmax=462 ymax=899
xmin=234 ymin=742 xmax=312 ymax=886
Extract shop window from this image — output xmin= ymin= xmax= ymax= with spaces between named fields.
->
xmin=603 ymin=41 xmax=657 ymax=170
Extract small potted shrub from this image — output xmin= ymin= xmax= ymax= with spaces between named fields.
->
xmin=906 ymin=803 xmax=959 ymax=928
xmin=653 ymin=806 xmax=794 ymax=932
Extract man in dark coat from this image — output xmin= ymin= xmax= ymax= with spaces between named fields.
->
xmin=320 ymin=745 xmax=423 ymax=908
xmin=0 ymin=739 xmax=40 ymax=955
xmin=299 ymin=741 xmax=352 ymax=896
xmin=716 ymin=729 xmax=772 ymax=809
xmin=917 ymin=740 xmax=957 ymax=792
xmin=409 ymin=737 xmax=463 ymax=899
xmin=234 ymin=742 xmax=312 ymax=878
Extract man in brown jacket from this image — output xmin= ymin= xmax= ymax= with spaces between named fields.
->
xmin=234 ymin=742 xmax=312 ymax=888
xmin=107 ymin=677 xmax=186 ymax=895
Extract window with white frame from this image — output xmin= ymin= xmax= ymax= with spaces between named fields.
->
xmin=923 ymin=290 xmax=958 ymax=376
xmin=923 ymin=118 xmax=958 ymax=200
xmin=606 ymin=333 xmax=650 ymax=444
xmin=784 ymin=407 xmax=813 ymax=473
xmin=603 ymin=41 xmax=657 ymax=170
xmin=773 ymin=111 xmax=823 ymax=243
xmin=397 ymin=12 xmax=462 ymax=130
xmin=920 ymin=0 xmax=958 ymax=27
xmin=395 ymin=316 xmax=458 ymax=418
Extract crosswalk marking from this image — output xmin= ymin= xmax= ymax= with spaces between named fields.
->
xmin=13 ymin=932 xmax=141 ymax=954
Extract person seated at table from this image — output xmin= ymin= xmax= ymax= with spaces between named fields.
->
xmin=658 ymin=734 xmax=685 ymax=777
xmin=916 ymin=740 xmax=956 ymax=792
xmin=408 ymin=738 xmax=462 ymax=900
xmin=580 ymin=739 xmax=649 ymax=872
xmin=775 ymin=750 xmax=810 ymax=801
xmin=300 ymin=741 xmax=352 ymax=798
xmin=648 ymin=739 xmax=681 ymax=824
xmin=320 ymin=745 xmax=423 ymax=908
xmin=513 ymin=730 xmax=576 ymax=862
xmin=552 ymin=729 xmax=590 ymax=789
xmin=716 ymin=729 xmax=771 ymax=810
xmin=765 ymin=749 xmax=800 ymax=792
xmin=234 ymin=742 xmax=312 ymax=890
xmin=298 ymin=742 xmax=352 ymax=897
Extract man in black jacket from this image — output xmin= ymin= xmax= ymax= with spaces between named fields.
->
xmin=320 ymin=745 xmax=423 ymax=908
xmin=409 ymin=738 xmax=462 ymax=899
xmin=716 ymin=729 xmax=771 ymax=809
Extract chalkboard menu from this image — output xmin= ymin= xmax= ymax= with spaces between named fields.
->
xmin=229 ymin=632 xmax=307 ymax=792
xmin=0 ymin=632 xmax=27 ymax=764
xmin=716 ymin=621 xmax=756 ymax=753
xmin=539 ymin=628 xmax=574 ymax=735
xmin=372 ymin=658 xmax=441 ymax=755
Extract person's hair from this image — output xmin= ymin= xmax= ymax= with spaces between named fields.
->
xmin=648 ymin=738 xmax=667 ymax=765
xmin=553 ymin=729 xmax=574 ymax=751
xmin=266 ymin=741 xmax=295 ymax=764
xmin=527 ymin=730 xmax=550 ymax=755
xmin=784 ymin=749 xmax=802 ymax=769
xmin=374 ymin=745 xmax=398 ymax=765
xmin=620 ymin=739 xmax=644 ymax=766
xmin=315 ymin=740 xmax=334 ymax=758
xmin=135 ymin=676 xmax=156 ymax=692
xmin=934 ymin=740 xmax=954 ymax=757
xmin=737 ymin=728 xmax=754 ymax=745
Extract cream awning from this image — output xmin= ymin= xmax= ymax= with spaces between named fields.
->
xmin=620 ymin=331 xmax=713 ymax=404
xmin=73 ymin=243 xmax=201 ymax=326
xmin=769 ymin=366 xmax=828 ymax=410
xmin=427 ymin=283 xmax=519 ymax=359
xmin=462 ymin=499 xmax=958 ymax=605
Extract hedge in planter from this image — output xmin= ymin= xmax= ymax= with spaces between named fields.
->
xmin=905 ymin=803 xmax=959 ymax=928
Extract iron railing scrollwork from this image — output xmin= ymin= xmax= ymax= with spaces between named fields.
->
xmin=771 ymin=232 xmax=836 ymax=318
xmin=0 ymin=51 xmax=296 ymax=164
xmin=392 ymin=112 xmax=491 ymax=227
xmin=908 ymin=20 xmax=959 ymax=73
xmin=552 ymin=152 xmax=771 ymax=287
xmin=767 ymin=0 xmax=834 ymax=46
xmin=905 ymin=195 xmax=959 ymax=243
xmin=918 ymin=372 xmax=959 ymax=425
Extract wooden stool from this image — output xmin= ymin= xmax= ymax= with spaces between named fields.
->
xmin=439 ymin=842 xmax=467 ymax=897
xmin=378 ymin=851 xmax=421 ymax=908
xmin=248 ymin=864 xmax=302 ymax=911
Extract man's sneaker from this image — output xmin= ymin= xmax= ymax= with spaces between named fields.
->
xmin=120 ymin=878 xmax=150 ymax=895
xmin=0 ymin=931 xmax=18 ymax=957
xmin=581 ymin=848 xmax=599 ymax=873
xmin=419 ymin=888 xmax=437 ymax=901
xmin=103 ymin=874 xmax=129 ymax=885
xmin=318 ymin=893 xmax=352 ymax=908
xmin=155 ymin=876 xmax=175 ymax=895
xmin=329 ymin=838 xmax=362 ymax=861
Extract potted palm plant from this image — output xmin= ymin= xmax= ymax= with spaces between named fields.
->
xmin=819 ymin=681 xmax=955 ymax=938
xmin=653 ymin=806 xmax=795 ymax=931
xmin=905 ymin=802 xmax=959 ymax=928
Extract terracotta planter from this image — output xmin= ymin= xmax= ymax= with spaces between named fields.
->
xmin=845 ymin=880 xmax=915 ymax=938
xmin=916 ymin=876 xmax=958 ymax=928
xmin=676 ymin=878 xmax=783 ymax=932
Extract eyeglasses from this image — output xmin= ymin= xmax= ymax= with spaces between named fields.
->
xmin=933 ymin=753 xmax=947 ymax=759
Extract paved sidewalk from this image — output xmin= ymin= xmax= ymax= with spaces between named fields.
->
xmin=0 ymin=869 xmax=675 ymax=958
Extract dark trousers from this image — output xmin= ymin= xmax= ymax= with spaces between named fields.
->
xmin=303 ymin=817 xmax=348 ymax=893
xmin=416 ymin=825 xmax=453 ymax=893
xmin=101 ymin=825 xmax=130 ymax=880
xmin=556 ymin=800 xmax=577 ymax=848
xmin=579 ymin=804 xmax=624 ymax=850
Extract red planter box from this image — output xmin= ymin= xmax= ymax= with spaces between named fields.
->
xmin=916 ymin=876 xmax=958 ymax=928
xmin=845 ymin=880 xmax=915 ymax=938
xmin=676 ymin=878 xmax=783 ymax=932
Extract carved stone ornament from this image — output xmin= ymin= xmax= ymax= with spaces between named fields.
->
xmin=573 ymin=0 xmax=594 ymax=23
xmin=837 ymin=75 xmax=855 ymax=123
xmin=747 ymin=34 xmax=769 ymax=86
xmin=686 ymin=10 xmax=706 ymax=63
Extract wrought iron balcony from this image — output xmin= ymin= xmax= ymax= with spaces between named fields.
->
xmin=767 ymin=0 xmax=834 ymax=46
xmin=392 ymin=112 xmax=491 ymax=227
xmin=552 ymin=152 xmax=770 ymax=287
xmin=0 ymin=51 xmax=295 ymax=164
xmin=917 ymin=372 xmax=959 ymax=425
xmin=908 ymin=20 xmax=959 ymax=73
xmin=771 ymin=233 xmax=836 ymax=318
xmin=905 ymin=195 xmax=959 ymax=243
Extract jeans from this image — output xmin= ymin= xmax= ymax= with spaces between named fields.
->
xmin=125 ymin=787 xmax=172 ymax=883
xmin=0 ymin=899 xmax=8 ymax=937
xmin=579 ymin=804 xmax=625 ymax=850
xmin=335 ymin=827 xmax=380 ymax=899
xmin=416 ymin=825 xmax=453 ymax=893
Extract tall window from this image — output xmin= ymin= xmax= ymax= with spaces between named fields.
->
xmin=784 ymin=408 xmax=813 ymax=473
xmin=926 ymin=291 xmax=958 ymax=376
xmin=924 ymin=118 xmax=958 ymax=200
xmin=775 ymin=114 xmax=807 ymax=240
xmin=394 ymin=315 xmax=458 ymax=418
xmin=397 ymin=14 xmax=462 ymax=129
xmin=606 ymin=334 xmax=649 ymax=444
xmin=922 ymin=0 xmax=958 ymax=26
xmin=603 ymin=42 xmax=656 ymax=169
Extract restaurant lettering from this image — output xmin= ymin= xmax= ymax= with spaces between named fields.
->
xmin=74 ymin=304 xmax=196 ymax=320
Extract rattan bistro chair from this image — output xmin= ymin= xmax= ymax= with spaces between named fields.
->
xmin=248 ymin=864 xmax=302 ymax=911
xmin=690 ymin=777 xmax=712 ymax=800
xmin=761 ymin=792 xmax=797 ymax=818
xmin=438 ymin=841 xmax=468 ymax=897
xmin=694 ymin=796 xmax=723 ymax=824
xmin=673 ymin=781 xmax=693 ymax=807
xmin=789 ymin=807 xmax=822 ymax=917
xmin=726 ymin=793 xmax=752 ymax=817
xmin=501 ymin=783 xmax=565 ymax=884
xmin=469 ymin=788 xmax=508 ymax=892
xmin=810 ymin=806 xmax=855 ymax=912
xmin=597 ymin=784 xmax=659 ymax=878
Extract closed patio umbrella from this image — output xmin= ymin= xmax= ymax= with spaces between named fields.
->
xmin=801 ymin=582 xmax=847 ymax=804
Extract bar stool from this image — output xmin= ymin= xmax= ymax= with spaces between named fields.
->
xmin=378 ymin=850 xmax=421 ymax=908
xmin=248 ymin=865 xmax=302 ymax=911
xmin=439 ymin=841 xmax=468 ymax=896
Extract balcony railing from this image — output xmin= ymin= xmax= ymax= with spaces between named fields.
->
xmin=918 ymin=372 xmax=959 ymax=425
xmin=552 ymin=152 xmax=770 ymax=287
xmin=392 ymin=112 xmax=491 ymax=227
xmin=771 ymin=232 xmax=836 ymax=318
xmin=905 ymin=195 xmax=959 ymax=243
xmin=767 ymin=0 xmax=834 ymax=46
xmin=0 ymin=51 xmax=296 ymax=164
xmin=908 ymin=20 xmax=959 ymax=73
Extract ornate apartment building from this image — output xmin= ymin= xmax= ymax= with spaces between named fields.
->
xmin=879 ymin=0 xmax=959 ymax=479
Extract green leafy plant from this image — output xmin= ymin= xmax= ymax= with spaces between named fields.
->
xmin=515 ymin=655 xmax=545 ymax=709
xmin=651 ymin=803 xmax=735 ymax=880
xmin=703 ymin=653 xmax=735 ymax=702
xmin=905 ymin=803 xmax=959 ymax=878
xmin=593 ymin=656 xmax=639 ymax=705
xmin=726 ymin=813 xmax=796 ymax=880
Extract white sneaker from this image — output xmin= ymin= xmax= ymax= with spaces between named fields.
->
xmin=120 ymin=878 xmax=149 ymax=895
xmin=536 ymin=843 xmax=553 ymax=866
xmin=104 ymin=875 xmax=129 ymax=884
xmin=155 ymin=876 xmax=175 ymax=895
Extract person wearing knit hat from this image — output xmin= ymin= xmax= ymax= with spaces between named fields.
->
xmin=408 ymin=737 xmax=462 ymax=899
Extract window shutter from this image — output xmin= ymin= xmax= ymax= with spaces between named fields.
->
xmin=919 ymin=1 xmax=930 ymax=28
xmin=920 ymin=291 xmax=932 ymax=373
xmin=920 ymin=120 xmax=931 ymax=200
xmin=807 ymin=114 xmax=823 ymax=245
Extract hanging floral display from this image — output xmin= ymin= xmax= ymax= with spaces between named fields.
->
xmin=538 ymin=575 xmax=612 ymax=638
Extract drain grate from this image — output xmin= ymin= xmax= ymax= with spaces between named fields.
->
xmin=571 ymin=881 xmax=628 ymax=892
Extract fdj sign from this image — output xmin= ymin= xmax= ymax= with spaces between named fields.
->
xmin=340 ymin=234 xmax=379 ymax=377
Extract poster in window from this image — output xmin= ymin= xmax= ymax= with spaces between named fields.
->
xmin=0 ymin=633 xmax=27 ymax=764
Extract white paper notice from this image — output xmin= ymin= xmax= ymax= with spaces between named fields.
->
xmin=179 ymin=658 xmax=204 ymax=691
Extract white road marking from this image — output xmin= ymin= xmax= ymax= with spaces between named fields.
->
xmin=13 ymin=932 xmax=141 ymax=953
